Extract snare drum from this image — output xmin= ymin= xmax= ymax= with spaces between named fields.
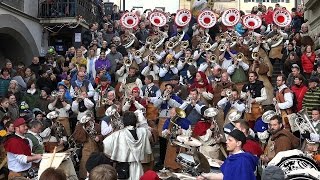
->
xmin=176 ymin=153 xmax=197 ymax=168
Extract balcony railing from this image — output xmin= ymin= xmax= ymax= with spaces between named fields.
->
xmin=1 ymin=0 xmax=24 ymax=11
xmin=38 ymin=0 xmax=99 ymax=24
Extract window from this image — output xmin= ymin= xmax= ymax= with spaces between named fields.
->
xmin=285 ymin=0 xmax=290 ymax=3
xmin=244 ymin=0 xmax=255 ymax=2
xmin=262 ymin=0 xmax=270 ymax=2
xmin=271 ymin=0 xmax=278 ymax=3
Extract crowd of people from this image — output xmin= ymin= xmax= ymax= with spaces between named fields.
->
xmin=0 ymin=1 xmax=320 ymax=180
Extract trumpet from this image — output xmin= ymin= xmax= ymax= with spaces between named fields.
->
xmin=148 ymin=55 xmax=157 ymax=64
xmin=186 ymin=57 xmax=195 ymax=65
xmin=166 ymin=41 xmax=174 ymax=49
xmin=202 ymin=43 xmax=211 ymax=51
xmin=220 ymin=33 xmax=225 ymax=40
xmin=218 ymin=44 xmax=226 ymax=52
xmin=225 ymin=89 xmax=232 ymax=98
xmin=209 ymin=54 xmax=217 ymax=63
xmin=251 ymin=52 xmax=259 ymax=60
xmin=51 ymin=90 xmax=59 ymax=97
xmin=181 ymin=40 xmax=189 ymax=49
xmin=149 ymin=44 xmax=157 ymax=51
xmin=162 ymin=90 xmax=171 ymax=101
xmin=236 ymin=53 xmax=244 ymax=61
xmin=124 ymin=57 xmax=132 ymax=67
xmin=169 ymin=59 xmax=176 ymax=68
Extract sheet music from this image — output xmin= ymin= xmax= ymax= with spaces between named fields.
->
xmin=38 ymin=153 xmax=67 ymax=178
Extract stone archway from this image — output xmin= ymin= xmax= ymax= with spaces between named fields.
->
xmin=0 ymin=14 xmax=39 ymax=66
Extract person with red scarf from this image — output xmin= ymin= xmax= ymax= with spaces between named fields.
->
xmin=4 ymin=118 xmax=42 ymax=179
xmin=189 ymin=71 xmax=213 ymax=106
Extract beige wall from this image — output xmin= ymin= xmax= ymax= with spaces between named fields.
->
xmin=304 ymin=0 xmax=320 ymax=37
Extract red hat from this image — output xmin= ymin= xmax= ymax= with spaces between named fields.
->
xmin=132 ymin=87 xmax=140 ymax=92
xmin=140 ymin=170 xmax=160 ymax=180
xmin=13 ymin=118 xmax=26 ymax=127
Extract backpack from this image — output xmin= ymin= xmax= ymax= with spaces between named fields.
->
xmin=282 ymin=87 xmax=298 ymax=113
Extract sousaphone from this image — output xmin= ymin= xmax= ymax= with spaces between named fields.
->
xmin=221 ymin=8 xmax=240 ymax=27
xmin=273 ymin=9 xmax=292 ymax=27
xmin=242 ymin=14 xmax=262 ymax=30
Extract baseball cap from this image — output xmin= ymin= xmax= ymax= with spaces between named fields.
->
xmin=228 ymin=129 xmax=246 ymax=145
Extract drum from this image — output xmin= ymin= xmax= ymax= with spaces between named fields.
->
xmin=268 ymin=149 xmax=319 ymax=178
xmin=176 ymin=153 xmax=197 ymax=169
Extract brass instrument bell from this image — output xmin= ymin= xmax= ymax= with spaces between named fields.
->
xmin=149 ymin=44 xmax=157 ymax=51
xmin=134 ymin=50 xmax=141 ymax=57
xmin=236 ymin=53 xmax=244 ymax=61
xmin=203 ymin=43 xmax=211 ymax=51
xmin=169 ymin=59 xmax=176 ymax=67
xmin=175 ymin=107 xmax=186 ymax=118
xmin=181 ymin=40 xmax=189 ymax=49
xmin=251 ymin=52 xmax=259 ymax=59
xmin=124 ymin=57 xmax=132 ymax=66
xmin=167 ymin=41 xmax=174 ymax=49
xmin=209 ymin=54 xmax=217 ymax=63
xmin=186 ymin=57 xmax=194 ymax=65
xmin=231 ymin=36 xmax=238 ymax=42
xmin=218 ymin=44 xmax=226 ymax=52
xmin=146 ymin=36 xmax=153 ymax=44
xmin=148 ymin=55 xmax=157 ymax=64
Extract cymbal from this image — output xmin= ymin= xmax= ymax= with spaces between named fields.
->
xmin=193 ymin=151 xmax=211 ymax=173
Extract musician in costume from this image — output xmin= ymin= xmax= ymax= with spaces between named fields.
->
xmin=218 ymin=88 xmax=246 ymax=120
xmin=151 ymin=83 xmax=183 ymax=167
xmin=25 ymin=120 xmax=44 ymax=154
xmin=48 ymin=88 xmax=72 ymax=136
xmin=235 ymin=120 xmax=263 ymax=157
xmin=227 ymin=55 xmax=249 ymax=91
xmin=103 ymin=111 xmax=152 ymax=180
xmin=122 ymin=87 xmax=147 ymax=112
xmin=250 ymin=56 xmax=274 ymax=106
xmin=71 ymin=90 xmax=94 ymax=121
xmin=193 ymin=44 xmax=207 ymax=72
xmin=73 ymin=113 xmax=102 ymax=179
xmin=266 ymin=24 xmax=288 ymax=64
xmin=189 ymin=71 xmax=213 ymax=106
xmin=260 ymin=115 xmax=299 ymax=165
xmin=211 ymin=72 xmax=235 ymax=105
xmin=3 ymin=118 xmax=42 ymax=179
xmin=94 ymin=75 xmax=114 ymax=119
xmin=275 ymin=75 xmax=294 ymax=129
xmin=142 ymin=75 xmax=160 ymax=135
xmin=241 ymin=71 xmax=267 ymax=128
xmin=197 ymin=129 xmax=258 ymax=180
xmin=219 ymin=42 xmax=237 ymax=70
xmin=141 ymin=59 xmax=160 ymax=86
xmin=177 ymin=49 xmax=197 ymax=80
xmin=41 ymin=111 xmax=67 ymax=153
xmin=159 ymin=54 xmax=179 ymax=91
xmin=119 ymin=66 xmax=143 ymax=98
xmin=161 ymin=107 xmax=191 ymax=170
xmin=301 ymin=107 xmax=320 ymax=142
xmin=170 ymin=75 xmax=189 ymax=101
xmin=101 ymin=103 xmax=123 ymax=136
xmin=179 ymin=88 xmax=205 ymax=125
xmin=180 ymin=65 xmax=197 ymax=88
xmin=70 ymin=71 xmax=95 ymax=98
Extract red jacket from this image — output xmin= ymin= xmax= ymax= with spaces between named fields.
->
xmin=291 ymin=84 xmax=308 ymax=111
xmin=263 ymin=10 xmax=274 ymax=25
xmin=301 ymin=52 xmax=316 ymax=73
xmin=243 ymin=138 xmax=263 ymax=157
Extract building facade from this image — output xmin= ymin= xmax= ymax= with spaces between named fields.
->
xmin=304 ymin=0 xmax=320 ymax=37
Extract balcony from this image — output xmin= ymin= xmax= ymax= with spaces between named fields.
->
xmin=38 ymin=0 xmax=99 ymax=25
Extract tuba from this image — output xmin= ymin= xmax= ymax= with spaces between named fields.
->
xmin=168 ymin=107 xmax=186 ymax=144
xmin=294 ymin=109 xmax=317 ymax=135
xmin=123 ymin=33 xmax=136 ymax=49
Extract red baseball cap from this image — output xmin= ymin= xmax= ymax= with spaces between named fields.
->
xmin=13 ymin=118 xmax=26 ymax=127
xmin=132 ymin=87 xmax=140 ymax=92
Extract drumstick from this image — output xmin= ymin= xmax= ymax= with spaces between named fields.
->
xmin=49 ymin=146 xmax=57 ymax=167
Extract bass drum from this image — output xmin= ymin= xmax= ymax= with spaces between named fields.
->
xmin=269 ymin=150 xmax=319 ymax=179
